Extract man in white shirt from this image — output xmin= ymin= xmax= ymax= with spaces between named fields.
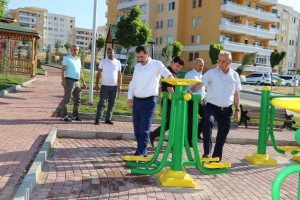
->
xmin=94 ymin=48 xmax=122 ymax=125
xmin=190 ymin=51 xmax=242 ymax=161
xmin=127 ymin=45 xmax=173 ymax=157
xmin=185 ymin=58 xmax=206 ymax=146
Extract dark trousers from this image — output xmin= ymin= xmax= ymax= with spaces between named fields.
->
xmin=61 ymin=79 xmax=81 ymax=118
xmin=203 ymin=103 xmax=232 ymax=161
xmin=187 ymin=100 xmax=204 ymax=144
xmin=95 ymin=85 xmax=118 ymax=121
xmin=132 ymin=96 xmax=157 ymax=156
xmin=151 ymin=100 xmax=171 ymax=139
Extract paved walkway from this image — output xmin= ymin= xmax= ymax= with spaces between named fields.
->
xmin=0 ymin=66 xmax=297 ymax=199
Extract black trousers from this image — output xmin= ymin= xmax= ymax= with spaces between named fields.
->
xmin=187 ymin=100 xmax=204 ymax=144
xmin=202 ymin=103 xmax=232 ymax=161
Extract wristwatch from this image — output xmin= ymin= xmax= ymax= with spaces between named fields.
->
xmin=235 ymin=109 xmax=240 ymax=112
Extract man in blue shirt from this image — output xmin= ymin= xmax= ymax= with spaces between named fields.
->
xmin=60 ymin=45 xmax=87 ymax=122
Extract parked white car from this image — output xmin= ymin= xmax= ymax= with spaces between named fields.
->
xmin=279 ymin=75 xmax=299 ymax=87
xmin=271 ymin=75 xmax=285 ymax=86
xmin=240 ymin=75 xmax=246 ymax=84
xmin=245 ymin=72 xmax=271 ymax=85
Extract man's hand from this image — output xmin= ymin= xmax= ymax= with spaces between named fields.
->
xmin=118 ymin=85 xmax=122 ymax=93
xmin=82 ymin=82 xmax=87 ymax=89
xmin=233 ymin=111 xmax=239 ymax=123
xmin=127 ymin=99 xmax=133 ymax=107
xmin=95 ymin=84 xmax=100 ymax=91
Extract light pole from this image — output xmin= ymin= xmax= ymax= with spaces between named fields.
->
xmin=283 ymin=8 xmax=300 ymax=95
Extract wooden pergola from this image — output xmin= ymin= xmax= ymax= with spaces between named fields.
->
xmin=0 ymin=17 xmax=41 ymax=77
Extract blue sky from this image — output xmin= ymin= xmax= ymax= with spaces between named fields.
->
xmin=7 ymin=0 xmax=300 ymax=30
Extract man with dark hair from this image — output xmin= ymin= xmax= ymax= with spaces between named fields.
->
xmin=94 ymin=48 xmax=122 ymax=125
xmin=149 ymin=56 xmax=185 ymax=147
xmin=127 ymin=45 xmax=174 ymax=157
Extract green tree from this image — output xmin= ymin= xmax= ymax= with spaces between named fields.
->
xmin=26 ymin=41 xmax=32 ymax=60
xmin=0 ymin=0 xmax=8 ymax=18
xmin=54 ymin=40 xmax=62 ymax=53
xmin=2 ymin=39 xmax=10 ymax=78
xmin=64 ymin=40 xmax=72 ymax=52
xmin=161 ymin=40 xmax=183 ymax=59
xmin=88 ymin=37 xmax=105 ymax=55
xmin=161 ymin=43 xmax=173 ymax=67
xmin=270 ymin=49 xmax=286 ymax=69
xmin=124 ymin=52 xmax=135 ymax=75
xmin=235 ymin=52 xmax=257 ymax=75
xmin=209 ymin=44 xmax=224 ymax=65
xmin=79 ymin=49 xmax=87 ymax=69
xmin=116 ymin=6 xmax=152 ymax=73
xmin=46 ymin=44 xmax=52 ymax=64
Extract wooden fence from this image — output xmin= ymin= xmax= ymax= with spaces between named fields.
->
xmin=0 ymin=57 xmax=35 ymax=77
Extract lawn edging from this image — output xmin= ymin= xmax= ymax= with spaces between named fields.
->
xmin=0 ymin=77 xmax=37 ymax=97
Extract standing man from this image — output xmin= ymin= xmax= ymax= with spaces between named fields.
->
xmin=60 ymin=45 xmax=87 ymax=122
xmin=127 ymin=45 xmax=173 ymax=157
xmin=185 ymin=58 xmax=206 ymax=146
xmin=190 ymin=51 xmax=242 ymax=161
xmin=149 ymin=56 xmax=185 ymax=147
xmin=94 ymin=48 xmax=122 ymax=125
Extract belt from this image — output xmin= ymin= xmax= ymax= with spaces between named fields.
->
xmin=134 ymin=96 xmax=156 ymax=101
xmin=206 ymin=102 xmax=232 ymax=111
xmin=65 ymin=77 xmax=79 ymax=81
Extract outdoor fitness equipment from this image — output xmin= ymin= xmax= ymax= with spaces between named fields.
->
xmin=123 ymin=78 xmax=231 ymax=188
xmin=245 ymin=86 xmax=300 ymax=166
xmin=272 ymin=128 xmax=300 ymax=200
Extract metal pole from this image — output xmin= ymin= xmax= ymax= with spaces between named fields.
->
xmin=88 ymin=0 xmax=98 ymax=104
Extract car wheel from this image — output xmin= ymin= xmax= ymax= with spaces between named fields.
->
xmin=257 ymin=81 xmax=261 ymax=85
xmin=286 ymin=83 xmax=291 ymax=87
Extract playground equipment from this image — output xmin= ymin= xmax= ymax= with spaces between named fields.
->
xmin=272 ymin=129 xmax=300 ymax=200
xmin=245 ymin=86 xmax=300 ymax=166
xmin=123 ymin=78 xmax=231 ymax=188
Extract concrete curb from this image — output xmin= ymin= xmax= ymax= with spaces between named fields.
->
xmin=0 ymin=77 xmax=37 ymax=97
xmin=13 ymin=128 xmax=57 ymax=200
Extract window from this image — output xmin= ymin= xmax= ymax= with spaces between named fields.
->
xmin=159 ymin=37 xmax=163 ymax=44
xmin=166 ymin=35 xmax=173 ymax=43
xmin=156 ymin=21 xmax=159 ymax=29
xmin=157 ymin=4 xmax=160 ymax=12
xmin=191 ymin=18 xmax=196 ymax=26
xmin=194 ymin=52 xmax=199 ymax=58
xmin=189 ymin=53 xmax=193 ymax=61
xmin=283 ymin=13 xmax=287 ymax=19
xmin=190 ymin=35 xmax=194 ymax=43
xmin=70 ymin=20 xmax=73 ymax=23
xmin=198 ymin=0 xmax=202 ymax=7
xmin=156 ymin=37 xmax=159 ymax=44
xmin=280 ymin=37 xmax=286 ymax=43
xmin=192 ymin=0 xmax=196 ymax=8
xmin=282 ymin=25 xmax=286 ymax=31
xmin=140 ymin=4 xmax=146 ymax=13
xmin=168 ymin=2 xmax=175 ymax=10
xmin=161 ymin=4 xmax=164 ymax=11
xmin=197 ymin=17 xmax=202 ymax=26
xmin=167 ymin=19 xmax=174 ymax=27
xmin=196 ymin=35 xmax=200 ymax=44
xmin=160 ymin=21 xmax=163 ymax=28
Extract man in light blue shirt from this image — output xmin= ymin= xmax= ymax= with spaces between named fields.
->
xmin=60 ymin=45 xmax=87 ymax=122
xmin=185 ymin=58 xmax=206 ymax=145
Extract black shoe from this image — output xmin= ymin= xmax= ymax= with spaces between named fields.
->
xmin=94 ymin=119 xmax=99 ymax=125
xmin=149 ymin=132 xmax=155 ymax=147
xmin=105 ymin=120 xmax=113 ymax=125
xmin=61 ymin=116 xmax=72 ymax=122
xmin=72 ymin=116 xmax=82 ymax=121
xmin=202 ymin=154 xmax=210 ymax=158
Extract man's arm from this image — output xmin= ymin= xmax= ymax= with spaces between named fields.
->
xmin=188 ymin=82 xmax=204 ymax=93
xmin=80 ymin=68 xmax=87 ymax=89
xmin=118 ymin=70 xmax=122 ymax=92
xmin=61 ymin=65 xmax=67 ymax=87
xmin=233 ymin=91 xmax=240 ymax=123
xmin=94 ymin=68 xmax=103 ymax=91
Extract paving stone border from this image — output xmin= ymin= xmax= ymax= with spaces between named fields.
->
xmin=0 ymin=77 xmax=37 ymax=97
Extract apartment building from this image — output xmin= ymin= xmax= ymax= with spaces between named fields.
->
xmin=275 ymin=4 xmax=300 ymax=74
xmin=75 ymin=26 xmax=107 ymax=52
xmin=107 ymin=0 xmax=281 ymax=72
xmin=8 ymin=7 xmax=76 ymax=53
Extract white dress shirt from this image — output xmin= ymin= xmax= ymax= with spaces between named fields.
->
xmin=185 ymin=69 xmax=206 ymax=100
xmin=201 ymin=67 xmax=242 ymax=107
xmin=128 ymin=58 xmax=172 ymax=99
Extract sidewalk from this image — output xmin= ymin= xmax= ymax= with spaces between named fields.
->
xmin=0 ymin=66 xmax=297 ymax=199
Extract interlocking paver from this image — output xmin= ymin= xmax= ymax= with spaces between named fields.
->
xmin=0 ymin=66 xmax=298 ymax=199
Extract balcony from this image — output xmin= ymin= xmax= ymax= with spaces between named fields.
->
xmin=258 ymin=0 xmax=278 ymax=6
xmin=219 ymin=21 xmax=276 ymax=39
xmin=221 ymin=40 xmax=273 ymax=56
xmin=269 ymin=40 xmax=278 ymax=46
xmin=117 ymin=0 xmax=137 ymax=11
xmin=221 ymin=2 xmax=280 ymax=23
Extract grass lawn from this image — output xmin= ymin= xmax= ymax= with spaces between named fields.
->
xmin=0 ymin=74 xmax=31 ymax=90
xmin=36 ymin=68 xmax=45 ymax=75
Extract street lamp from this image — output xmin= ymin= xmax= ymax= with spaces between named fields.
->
xmin=283 ymin=8 xmax=300 ymax=95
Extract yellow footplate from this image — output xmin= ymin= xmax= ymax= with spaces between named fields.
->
xmin=278 ymin=146 xmax=300 ymax=152
xmin=123 ymin=155 xmax=152 ymax=162
xmin=292 ymin=155 xmax=300 ymax=162
xmin=203 ymin=162 xmax=231 ymax=169
xmin=201 ymin=157 xmax=220 ymax=162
